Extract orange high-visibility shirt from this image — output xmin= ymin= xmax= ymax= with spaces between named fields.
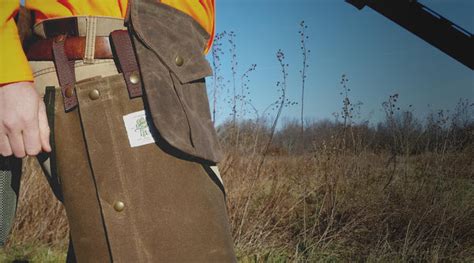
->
xmin=0 ymin=0 xmax=215 ymax=85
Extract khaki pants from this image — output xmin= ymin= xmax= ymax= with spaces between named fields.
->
xmin=30 ymin=52 xmax=235 ymax=262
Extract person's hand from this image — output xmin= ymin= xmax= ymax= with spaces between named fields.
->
xmin=0 ymin=82 xmax=51 ymax=157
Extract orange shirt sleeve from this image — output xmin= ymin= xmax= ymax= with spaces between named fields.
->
xmin=0 ymin=0 xmax=33 ymax=85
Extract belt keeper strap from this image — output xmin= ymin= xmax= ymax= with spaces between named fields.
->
xmin=84 ymin=16 xmax=97 ymax=64
xmin=52 ymin=35 xmax=78 ymax=112
xmin=110 ymin=30 xmax=143 ymax=98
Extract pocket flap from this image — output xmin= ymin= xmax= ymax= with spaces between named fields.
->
xmin=130 ymin=0 xmax=212 ymax=84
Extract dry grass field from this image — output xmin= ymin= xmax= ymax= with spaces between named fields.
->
xmin=226 ymin=150 xmax=474 ymax=261
xmin=1 ymin=91 xmax=474 ymax=262
xmin=0 ymin=157 xmax=68 ymax=262
xmin=1 ymin=122 xmax=473 ymax=262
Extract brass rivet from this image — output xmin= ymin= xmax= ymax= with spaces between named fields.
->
xmin=89 ymin=89 xmax=100 ymax=100
xmin=113 ymin=201 xmax=125 ymax=212
xmin=175 ymin=55 xmax=184 ymax=67
xmin=65 ymin=87 xmax=74 ymax=98
xmin=129 ymin=71 xmax=140 ymax=84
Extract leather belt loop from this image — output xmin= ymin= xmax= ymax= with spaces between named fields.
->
xmin=110 ymin=30 xmax=143 ymax=98
xmin=52 ymin=35 xmax=78 ymax=112
xmin=84 ymin=16 xmax=97 ymax=64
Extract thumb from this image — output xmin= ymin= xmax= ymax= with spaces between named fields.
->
xmin=38 ymin=100 xmax=52 ymax=152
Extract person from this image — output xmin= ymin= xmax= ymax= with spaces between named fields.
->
xmin=0 ymin=0 xmax=236 ymax=262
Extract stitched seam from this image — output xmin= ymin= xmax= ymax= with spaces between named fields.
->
xmin=33 ymin=67 xmax=58 ymax=78
xmin=84 ymin=16 xmax=97 ymax=64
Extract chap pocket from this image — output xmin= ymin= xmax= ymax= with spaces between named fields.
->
xmin=130 ymin=0 xmax=213 ymax=83
xmin=128 ymin=0 xmax=222 ymax=162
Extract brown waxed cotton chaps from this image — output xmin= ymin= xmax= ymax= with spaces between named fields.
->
xmin=32 ymin=59 xmax=236 ymax=263
xmin=29 ymin=15 xmax=237 ymax=263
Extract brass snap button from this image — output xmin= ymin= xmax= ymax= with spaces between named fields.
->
xmin=89 ymin=89 xmax=100 ymax=100
xmin=175 ymin=55 xmax=184 ymax=67
xmin=113 ymin=201 xmax=125 ymax=212
xmin=129 ymin=71 xmax=140 ymax=84
xmin=64 ymin=86 xmax=74 ymax=98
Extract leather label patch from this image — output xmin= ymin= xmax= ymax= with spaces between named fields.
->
xmin=123 ymin=110 xmax=155 ymax=147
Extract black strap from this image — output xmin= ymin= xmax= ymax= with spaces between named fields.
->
xmin=37 ymin=87 xmax=63 ymax=202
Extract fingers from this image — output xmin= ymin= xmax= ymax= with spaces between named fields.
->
xmin=0 ymin=134 xmax=12 ymax=156
xmin=38 ymin=100 xmax=51 ymax=152
xmin=22 ymin=117 xmax=42 ymax=156
xmin=0 ymin=82 xmax=49 ymax=158
xmin=2 ymin=120 xmax=45 ymax=158
xmin=8 ymin=131 xmax=26 ymax=158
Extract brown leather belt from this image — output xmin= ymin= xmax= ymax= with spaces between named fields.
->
xmin=26 ymin=36 xmax=113 ymax=61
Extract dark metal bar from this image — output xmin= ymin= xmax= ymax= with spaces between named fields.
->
xmin=346 ymin=0 xmax=474 ymax=70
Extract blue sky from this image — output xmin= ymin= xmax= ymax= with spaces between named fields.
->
xmin=207 ymin=0 xmax=474 ymax=125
